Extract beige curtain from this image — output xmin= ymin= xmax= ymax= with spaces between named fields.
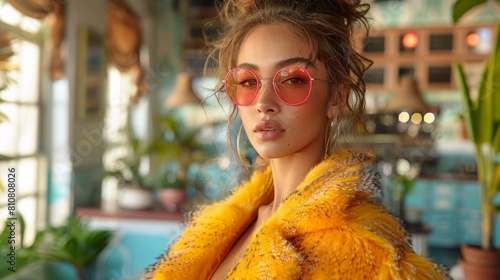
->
xmin=107 ymin=0 xmax=146 ymax=103
xmin=6 ymin=0 xmax=65 ymax=80
xmin=6 ymin=0 xmax=58 ymax=19
xmin=8 ymin=0 xmax=147 ymax=102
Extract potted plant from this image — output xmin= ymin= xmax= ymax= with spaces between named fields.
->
xmin=0 ymin=215 xmax=112 ymax=280
xmin=104 ymin=131 xmax=156 ymax=210
xmin=154 ymin=111 xmax=212 ymax=211
xmin=393 ymin=158 xmax=421 ymax=226
xmin=156 ymin=162 xmax=189 ymax=212
xmin=30 ymin=217 xmax=112 ymax=280
xmin=452 ymin=0 xmax=500 ymax=278
xmin=0 ymin=212 xmax=32 ymax=277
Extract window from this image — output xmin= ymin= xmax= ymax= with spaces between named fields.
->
xmin=428 ymin=65 xmax=452 ymax=84
xmin=101 ymin=67 xmax=134 ymax=210
xmin=363 ymin=36 xmax=385 ymax=53
xmin=0 ymin=0 xmax=44 ymax=246
xmin=361 ymin=24 xmax=495 ymax=91
xmin=398 ymin=66 xmax=415 ymax=78
xmin=364 ymin=67 xmax=385 ymax=85
xmin=429 ymin=33 xmax=453 ymax=52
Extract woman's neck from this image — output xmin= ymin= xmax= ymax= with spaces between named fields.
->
xmin=267 ymin=152 xmax=324 ymax=212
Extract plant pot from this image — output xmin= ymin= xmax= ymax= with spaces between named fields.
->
xmin=118 ymin=185 xmax=154 ymax=210
xmin=459 ymin=245 xmax=500 ymax=280
xmin=158 ymin=188 xmax=186 ymax=212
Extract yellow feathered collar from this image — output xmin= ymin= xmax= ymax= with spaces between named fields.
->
xmin=144 ymin=152 xmax=447 ymax=280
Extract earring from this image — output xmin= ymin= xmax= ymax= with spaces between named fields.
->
xmin=324 ymin=119 xmax=336 ymax=158
xmin=236 ymin=124 xmax=251 ymax=167
xmin=236 ymin=124 xmax=259 ymax=170
xmin=236 ymin=124 xmax=246 ymax=164
xmin=324 ymin=121 xmax=331 ymax=157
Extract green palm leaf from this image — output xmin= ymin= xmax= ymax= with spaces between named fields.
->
xmin=453 ymin=63 xmax=478 ymax=144
xmin=452 ymin=0 xmax=488 ymax=23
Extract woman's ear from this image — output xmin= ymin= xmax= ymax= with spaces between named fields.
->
xmin=326 ymin=86 xmax=347 ymax=120
xmin=326 ymin=100 xmax=337 ymax=120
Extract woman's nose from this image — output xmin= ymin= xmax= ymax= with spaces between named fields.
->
xmin=255 ymin=79 xmax=280 ymax=113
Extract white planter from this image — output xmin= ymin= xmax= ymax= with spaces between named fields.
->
xmin=118 ymin=185 xmax=154 ymax=210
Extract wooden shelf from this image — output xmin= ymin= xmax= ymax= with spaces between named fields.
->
xmin=75 ymin=207 xmax=184 ymax=221
xmin=360 ymin=24 xmax=497 ymax=92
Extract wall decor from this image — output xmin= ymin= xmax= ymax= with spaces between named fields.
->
xmin=77 ymin=26 xmax=106 ymax=120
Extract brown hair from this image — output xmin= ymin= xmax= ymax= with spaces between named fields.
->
xmin=205 ymin=0 xmax=371 ymax=157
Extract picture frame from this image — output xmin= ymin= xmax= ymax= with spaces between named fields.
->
xmin=77 ymin=26 xmax=106 ymax=121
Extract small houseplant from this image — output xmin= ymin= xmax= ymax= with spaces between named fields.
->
xmin=154 ymin=111 xmax=213 ymax=211
xmin=156 ymin=162 xmax=189 ymax=212
xmin=452 ymin=0 xmax=500 ymax=277
xmin=104 ymin=130 xmax=156 ymax=210
xmin=0 ymin=215 xmax=112 ymax=280
xmin=29 ymin=217 xmax=113 ymax=280
xmin=0 ymin=212 xmax=32 ymax=277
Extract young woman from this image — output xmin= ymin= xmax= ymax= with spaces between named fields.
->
xmin=143 ymin=0 xmax=448 ymax=279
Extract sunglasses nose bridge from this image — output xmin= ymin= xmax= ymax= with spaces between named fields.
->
xmin=259 ymin=78 xmax=278 ymax=94
xmin=251 ymin=77 xmax=278 ymax=104
xmin=256 ymin=77 xmax=276 ymax=93
xmin=259 ymin=77 xmax=273 ymax=84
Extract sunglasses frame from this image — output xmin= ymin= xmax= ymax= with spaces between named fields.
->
xmin=224 ymin=66 xmax=329 ymax=106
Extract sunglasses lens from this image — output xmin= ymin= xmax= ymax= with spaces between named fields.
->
xmin=225 ymin=67 xmax=313 ymax=106
xmin=225 ymin=69 xmax=258 ymax=105
xmin=274 ymin=67 xmax=312 ymax=105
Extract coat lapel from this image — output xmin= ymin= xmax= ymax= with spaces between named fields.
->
xmin=152 ymin=168 xmax=274 ymax=280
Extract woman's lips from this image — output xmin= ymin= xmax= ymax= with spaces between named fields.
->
xmin=254 ymin=121 xmax=285 ymax=140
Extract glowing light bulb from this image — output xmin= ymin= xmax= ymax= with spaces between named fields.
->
xmin=466 ymin=32 xmax=480 ymax=47
xmin=399 ymin=112 xmax=410 ymax=123
xmin=423 ymin=112 xmax=436 ymax=123
xmin=411 ymin=113 xmax=423 ymax=124
xmin=402 ymin=32 xmax=418 ymax=49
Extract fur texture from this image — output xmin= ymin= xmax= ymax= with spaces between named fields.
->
xmin=142 ymin=152 xmax=448 ymax=279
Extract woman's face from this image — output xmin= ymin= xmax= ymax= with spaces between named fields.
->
xmin=235 ymin=23 xmax=335 ymax=160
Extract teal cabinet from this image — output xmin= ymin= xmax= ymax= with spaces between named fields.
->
xmin=97 ymin=232 xmax=182 ymax=279
xmin=80 ymin=211 xmax=185 ymax=279
xmin=425 ymin=180 xmax=460 ymax=247
xmin=405 ymin=179 xmax=500 ymax=248
xmin=405 ymin=180 xmax=429 ymax=209
xmin=425 ymin=212 xmax=459 ymax=247
xmin=459 ymin=183 xmax=482 ymax=245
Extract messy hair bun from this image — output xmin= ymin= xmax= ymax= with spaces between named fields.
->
xmin=209 ymin=0 xmax=370 ymax=69
xmin=218 ymin=0 xmax=369 ymax=30
xmin=206 ymin=0 xmax=371 ymax=153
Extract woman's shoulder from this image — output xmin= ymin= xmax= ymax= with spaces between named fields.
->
xmin=274 ymin=188 xmax=449 ymax=279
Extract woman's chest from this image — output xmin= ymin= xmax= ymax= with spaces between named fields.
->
xmin=210 ymin=221 xmax=257 ymax=279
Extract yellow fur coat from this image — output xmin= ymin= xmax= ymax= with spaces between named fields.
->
xmin=143 ymin=152 xmax=448 ymax=279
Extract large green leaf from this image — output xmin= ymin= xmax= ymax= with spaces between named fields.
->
xmin=490 ymin=28 xmax=500 ymax=156
xmin=452 ymin=0 xmax=488 ymax=23
xmin=475 ymin=26 xmax=500 ymax=146
xmin=453 ymin=63 xmax=478 ymax=145
xmin=494 ymin=123 xmax=500 ymax=153
xmin=32 ymin=218 xmax=113 ymax=271
xmin=490 ymin=25 xmax=500 ymax=126
xmin=477 ymin=60 xmax=494 ymax=145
